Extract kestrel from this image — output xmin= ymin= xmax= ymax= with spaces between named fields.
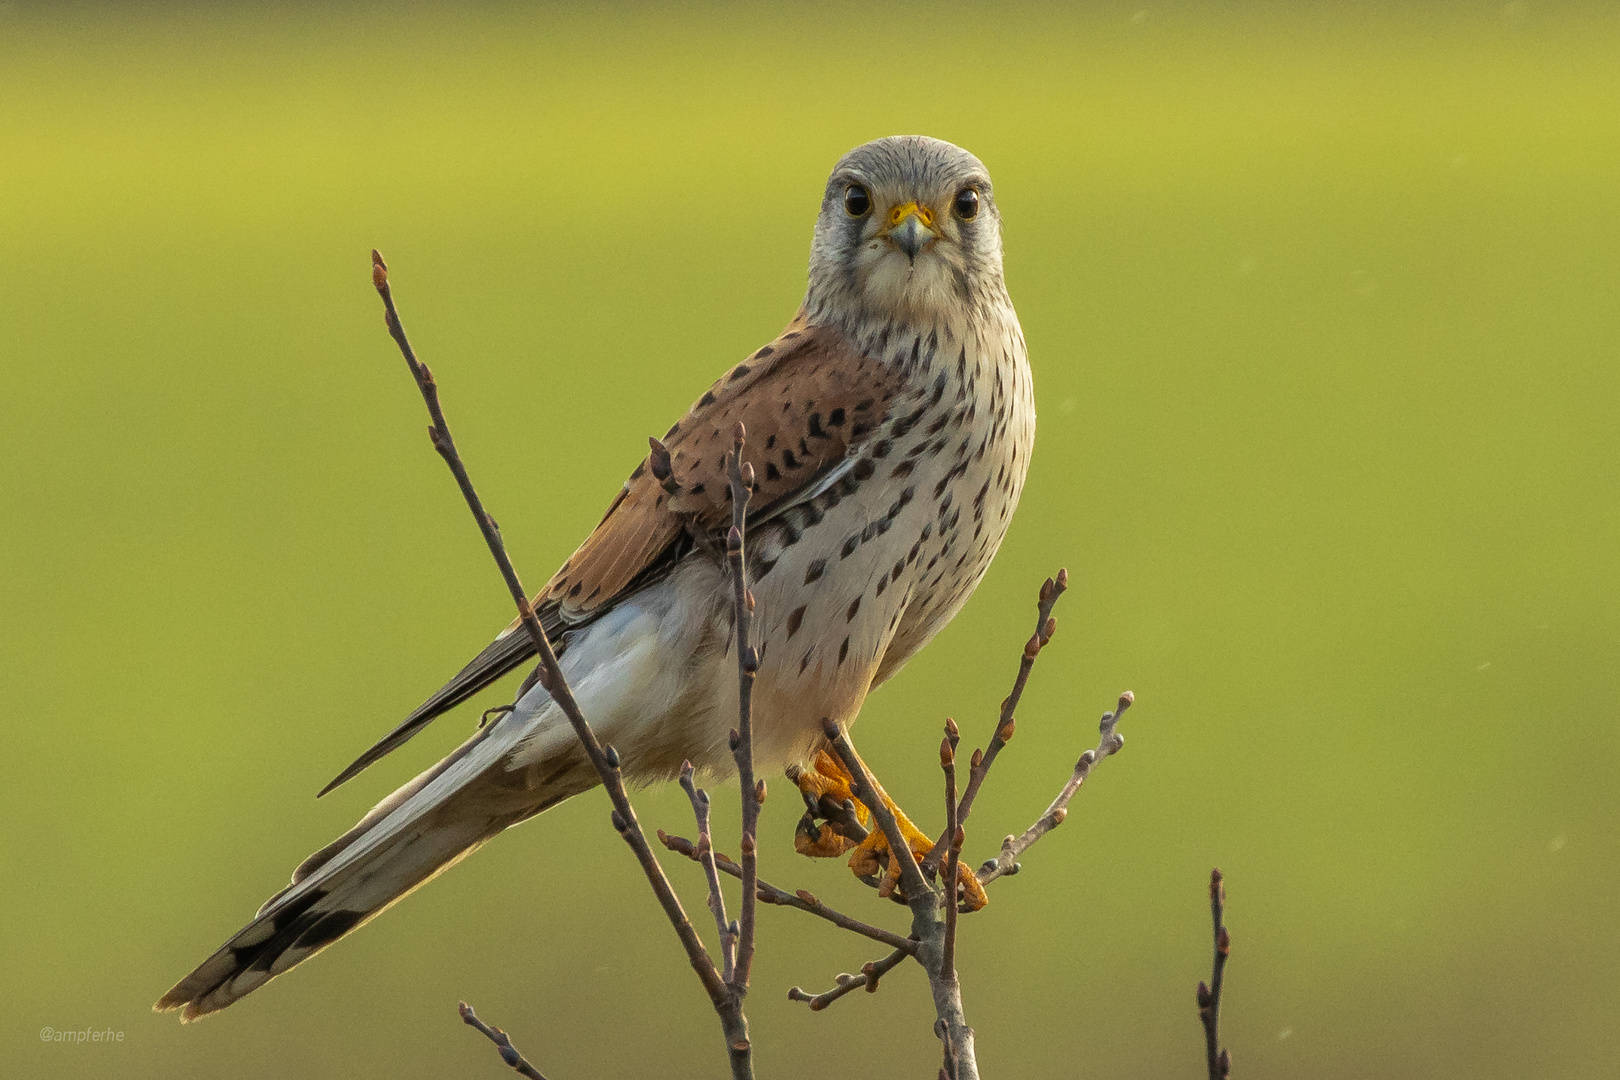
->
xmin=159 ymin=135 xmax=1036 ymax=1020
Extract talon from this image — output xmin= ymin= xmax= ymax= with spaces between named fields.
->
xmin=789 ymin=750 xmax=871 ymax=860
xmin=788 ymin=744 xmax=990 ymax=912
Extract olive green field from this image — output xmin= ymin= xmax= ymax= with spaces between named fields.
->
xmin=2 ymin=2 xmax=1616 ymax=1077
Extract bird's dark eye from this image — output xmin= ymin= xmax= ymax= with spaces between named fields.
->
xmin=844 ymin=184 xmax=871 ymax=218
xmin=953 ymin=187 xmax=980 ymax=221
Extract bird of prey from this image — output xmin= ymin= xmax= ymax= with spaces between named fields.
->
xmin=158 ymin=135 xmax=1036 ymax=1021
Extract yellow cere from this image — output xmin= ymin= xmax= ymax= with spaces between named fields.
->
xmin=888 ymin=200 xmax=935 ymax=229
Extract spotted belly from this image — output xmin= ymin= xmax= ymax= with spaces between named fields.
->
xmin=739 ymin=331 xmax=1033 ymax=765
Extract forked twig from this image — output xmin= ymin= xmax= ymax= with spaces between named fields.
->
xmin=678 ymin=764 xmax=736 ymax=981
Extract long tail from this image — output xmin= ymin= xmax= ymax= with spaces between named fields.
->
xmin=156 ymin=715 xmax=593 ymax=1021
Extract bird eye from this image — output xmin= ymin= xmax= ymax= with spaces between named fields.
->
xmin=953 ymin=187 xmax=980 ymax=221
xmin=844 ymin=184 xmax=872 ymax=218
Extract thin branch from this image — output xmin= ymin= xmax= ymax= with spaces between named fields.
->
xmin=370 ymin=252 xmax=746 ymax=1078
xmin=976 ymin=692 xmax=1132 ymax=886
xmin=658 ymin=831 xmax=917 ymax=955
xmin=940 ymin=729 xmax=961 ymax=977
xmin=1198 ymin=869 xmax=1233 ymax=1079
xmin=821 ymin=719 xmax=932 ymax=902
xmin=678 ymin=763 xmax=736 ymax=982
xmin=785 ymin=582 xmax=1130 ymax=1080
xmin=823 ymin=717 xmax=978 ymax=1079
xmin=725 ymin=427 xmax=763 ymax=992
xmin=459 ymin=1003 xmax=548 ymax=1080
xmin=924 ymin=569 xmax=1068 ymax=873
xmin=787 ymin=947 xmax=910 ymax=1011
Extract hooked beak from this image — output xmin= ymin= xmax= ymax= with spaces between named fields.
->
xmin=884 ymin=200 xmax=938 ymax=263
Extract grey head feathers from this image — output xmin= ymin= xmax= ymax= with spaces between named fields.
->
xmin=806 ymin=136 xmax=1007 ymax=329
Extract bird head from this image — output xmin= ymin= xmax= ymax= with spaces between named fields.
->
xmin=807 ymin=136 xmax=1006 ymax=327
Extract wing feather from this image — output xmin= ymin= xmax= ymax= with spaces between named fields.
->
xmin=320 ymin=314 xmax=900 ymax=794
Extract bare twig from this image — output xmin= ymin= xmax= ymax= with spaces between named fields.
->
xmin=787 ymin=947 xmax=910 ymax=1011
xmin=658 ymin=831 xmax=917 ymax=954
xmin=458 ymin=1002 xmax=548 ymax=1080
xmin=370 ymin=252 xmax=748 ymax=1079
xmin=977 ymin=691 xmax=1132 ymax=886
xmin=725 ymin=427 xmax=763 ymax=993
xmin=778 ymin=569 xmax=1132 ymax=1080
xmin=678 ymin=763 xmax=736 ymax=982
xmin=822 ymin=717 xmax=978 ymax=1078
xmin=821 ymin=721 xmax=931 ymax=902
xmin=924 ymin=569 xmax=1067 ymax=873
xmin=940 ymin=729 xmax=961 ymax=978
xmin=1198 ymin=869 xmax=1232 ymax=1079
xmin=940 ymin=730 xmax=964 ymax=1080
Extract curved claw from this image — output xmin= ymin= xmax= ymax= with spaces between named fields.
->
xmin=788 ymin=748 xmax=988 ymax=911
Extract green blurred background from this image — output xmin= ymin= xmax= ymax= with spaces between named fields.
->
xmin=3 ymin=2 xmax=1616 ymax=1076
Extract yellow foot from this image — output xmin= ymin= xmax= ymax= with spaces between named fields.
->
xmin=788 ymin=750 xmax=870 ymax=857
xmin=787 ymin=749 xmax=988 ymax=913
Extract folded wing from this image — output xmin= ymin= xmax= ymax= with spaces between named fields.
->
xmin=321 ymin=313 xmax=901 ymax=794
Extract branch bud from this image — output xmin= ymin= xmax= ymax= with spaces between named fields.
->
xmin=370 ymin=249 xmax=389 ymax=288
xmin=970 ymin=748 xmax=984 ymax=770
xmin=796 ymin=889 xmax=818 ymax=905
xmin=732 ymin=420 xmax=747 ymax=444
xmin=754 ymin=778 xmax=767 ymax=804
xmin=997 ymin=716 xmax=1016 ymax=744
xmin=609 ymin=809 xmax=628 ymax=833
xmin=727 ymin=525 xmax=743 ymax=553
xmin=1197 ymin=981 xmax=1212 ymax=1007
xmin=939 ymin=737 xmax=954 ymax=768
xmin=1041 ymin=615 xmax=1056 ymax=643
xmin=944 ymin=717 xmax=959 ymax=746
xmin=1217 ymin=927 xmax=1230 ymax=956
xmin=603 ymin=744 xmax=620 ymax=769
xmin=1218 ymin=1049 xmax=1231 ymax=1076
xmin=740 ymin=462 xmax=755 ymax=490
xmin=1024 ymin=633 xmax=1041 ymax=659
xmin=729 ymin=729 xmax=741 ymax=752
xmin=1056 ymin=566 xmax=1069 ymax=590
